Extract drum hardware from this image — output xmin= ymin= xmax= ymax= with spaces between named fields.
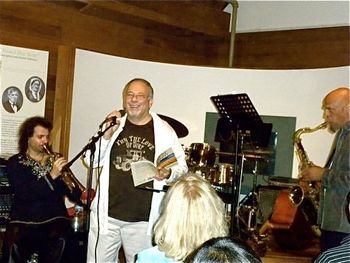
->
xmin=242 ymin=148 xmax=273 ymax=156
xmin=71 ymin=205 xmax=86 ymax=232
xmin=246 ymin=231 xmax=268 ymax=258
xmin=239 ymin=204 xmax=258 ymax=232
xmin=185 ymin=142 xmax=271 ymax=241
xmin=269 ymin=176 xmax=299 ymax=187
xmin=216 ymin=151 xmax=266 ymax=160
xmin=215 ymin=149 xmax=271 ymax=243
xmin=238 ymin=202 xmax=268 ymax=258
xmin=187 ymin=143 xmax=216 ymax=168
xmin=238 ymin=159 xmax=264 ymax=233
xmin=210 ymin=94 xmax=273 ymax=256
xmin=208 ymin=163 xmax=234 ymax=186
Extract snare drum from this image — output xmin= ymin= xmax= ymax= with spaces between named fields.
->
xmin=210 ymin=163 xmax=234 ymax=185
xmin=187 ymin=143 xmax=216 ymax=167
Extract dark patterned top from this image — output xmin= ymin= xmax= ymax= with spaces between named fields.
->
xmin=7 ymin=153 xmax=82 ymax=223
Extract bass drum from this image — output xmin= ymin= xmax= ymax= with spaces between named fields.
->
xmin=187 ymin=143 xmax=216 ymax=168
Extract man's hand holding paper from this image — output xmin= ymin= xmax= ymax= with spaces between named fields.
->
xmin=130 ymin=147 xmax=178 ymax=186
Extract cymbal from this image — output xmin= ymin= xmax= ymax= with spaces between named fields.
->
xmin=158 ymin=114 xmax=189 ymax=138
xmin=216 ymin=151 xmax=266 ymax=160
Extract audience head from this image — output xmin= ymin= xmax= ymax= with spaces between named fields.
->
xmin=184 ymin=237 xmax=262 ymax=263
xmin=153 ymin=173 xmax=229 ymax=261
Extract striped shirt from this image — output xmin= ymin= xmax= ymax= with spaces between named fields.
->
xmin=315 ymin=235 xmax=350 ymax=263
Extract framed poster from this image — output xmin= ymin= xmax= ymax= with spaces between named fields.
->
xmin=0 ymin=45 xmax=48 ymax=158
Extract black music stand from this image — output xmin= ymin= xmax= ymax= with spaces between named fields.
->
xmin=210 ymin=93 xmax=272 ymax=237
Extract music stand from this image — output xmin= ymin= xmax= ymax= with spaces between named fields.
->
xmin=212 ymin=94 xmax=272 ymax=147
xmin=210 ymin=93 xmax=272 ymax=237
xmin=211 ymin=93 xmax=262 ymax=123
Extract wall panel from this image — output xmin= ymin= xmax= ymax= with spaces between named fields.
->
xmin=0 ymin=1 xmax=348 ymax=152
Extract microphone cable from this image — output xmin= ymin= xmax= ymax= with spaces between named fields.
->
xmin=94 ymin=135 xmax=103 ymax=263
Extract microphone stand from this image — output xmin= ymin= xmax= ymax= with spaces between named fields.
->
xmin=63 ymin=120 xmax=118 ymax=232
xmin=59 ymin=121 xmax=117 ymax=263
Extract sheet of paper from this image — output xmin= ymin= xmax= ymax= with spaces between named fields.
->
xmin=130 ymin=160 xmax=156 ymax=187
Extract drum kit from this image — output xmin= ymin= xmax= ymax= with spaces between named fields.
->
xmin=185 ymin=142 xmax=274 ymax=255
xmin=163 ymin=112 xmax=273 ymax=252
xmin=186 ymin=143 xmax=235 ymax=188
xmin=186 ymin=142 xmax=271 ymax=182
xmin=165 ymin=93 xmax=315 ymax=254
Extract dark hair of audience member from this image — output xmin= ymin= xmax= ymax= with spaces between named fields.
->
xmin=184 ymin=237 xmax=262 ymax=263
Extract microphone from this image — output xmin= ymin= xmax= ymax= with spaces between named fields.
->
xmin=99 ymin=110 xmax=126 ymax=128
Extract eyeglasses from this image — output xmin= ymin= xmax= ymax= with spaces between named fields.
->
xmin=125 ymin=92 xmax=148 ymax=101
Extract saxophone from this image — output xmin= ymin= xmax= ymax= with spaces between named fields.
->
xmin=293 ymin=122 xmax=327 ymax=209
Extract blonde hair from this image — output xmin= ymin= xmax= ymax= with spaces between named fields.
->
xmin=154 ymin=173 xmax=229 ymax=261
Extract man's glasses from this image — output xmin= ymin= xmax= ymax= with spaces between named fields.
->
xmin=125 ymin=93 xmax=148 ymax=101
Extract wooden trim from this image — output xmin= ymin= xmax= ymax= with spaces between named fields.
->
xmin=80 ymin=1 xmax=230 ymax=37
xmin=52 ymin=46 xmax=75 ymax=156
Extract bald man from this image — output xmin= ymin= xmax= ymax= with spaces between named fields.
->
xmin=301 ymin=87 xmax=350 ymax=252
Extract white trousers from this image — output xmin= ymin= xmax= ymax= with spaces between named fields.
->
xmin=86 ymin=217 xmax=152 ymax=263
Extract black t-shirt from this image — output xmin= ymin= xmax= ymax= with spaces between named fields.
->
xmin=108 ymin=118 xmax=155 ymax=221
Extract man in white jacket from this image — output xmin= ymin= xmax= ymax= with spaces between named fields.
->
xmin=85 ymin=78 xmax=188 ymax=263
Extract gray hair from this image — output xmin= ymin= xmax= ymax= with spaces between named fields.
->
xmin=122 ymin=78 xmax=154 ymax=99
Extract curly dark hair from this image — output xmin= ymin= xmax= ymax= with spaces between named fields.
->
xmin=18 ymin=116 xmax=52 ymax=154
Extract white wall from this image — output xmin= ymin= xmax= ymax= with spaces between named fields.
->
xmin=69 ymin=49 xmax=349 ymax=187
xmin=225 ymin=1 xmax=350 ymax=32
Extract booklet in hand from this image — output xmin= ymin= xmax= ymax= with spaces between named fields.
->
xmin=130 ymin=148 xmax=177 ymax=187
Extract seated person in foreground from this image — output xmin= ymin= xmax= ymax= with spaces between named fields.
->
xmin=136 ymin=173 xmax=229 ymax=262
xmin=314 ymin=236 xmax=350 ymax=263
xmin=184 ymin=237 xmax=262 ymax=263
